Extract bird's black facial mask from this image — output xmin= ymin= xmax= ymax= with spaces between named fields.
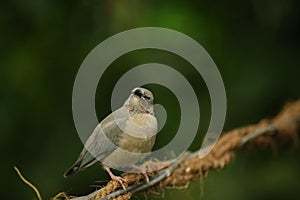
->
xmin=131 ymin=88 xmax=153 ymax=113
xmin=133 ymin=89 xmax=152 ymax=103
xmin=134 ymin=89 xmax=143 ymax=98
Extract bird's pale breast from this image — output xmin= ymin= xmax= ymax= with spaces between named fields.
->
xmin=102 ymin=112 xmax=157 ymax=168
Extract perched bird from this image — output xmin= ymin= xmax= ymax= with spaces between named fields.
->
xmin=64 ymin=87 xmax=158 ymax=188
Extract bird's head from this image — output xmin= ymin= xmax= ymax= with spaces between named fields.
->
xmin=124 ymin=87 xmax=154 ymax=114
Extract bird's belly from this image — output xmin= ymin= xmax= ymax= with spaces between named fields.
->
xmin=118 ymin=134 xmax=155 ymax=153
xmin=102 ymin=135 xmax=156 ymax=168
xmin=102 ymin=147 xmax=146 ymax=169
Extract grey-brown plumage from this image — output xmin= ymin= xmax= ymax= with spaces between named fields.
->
xmin=64 ymin=88 xmax=157 ymax=180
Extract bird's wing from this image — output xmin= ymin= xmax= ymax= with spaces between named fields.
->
xmin=74 ymin=107 xmax=129 ymax=169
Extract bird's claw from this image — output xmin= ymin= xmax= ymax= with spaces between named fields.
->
xmin=104 ymin=166 xmax=127 ymax=189
xmin=131 ymin=165 xmax=150 ymax=183
xmin=112 ymin=175 xmax=127 ymax=190
xmin=141 ymin=171 xmax=150 ymax=183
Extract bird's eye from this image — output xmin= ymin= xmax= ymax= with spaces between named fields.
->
xmin=134 ymin=89 xmax=143 ymax=97
xmin=143 ymin=95 xmax=150 ymax=100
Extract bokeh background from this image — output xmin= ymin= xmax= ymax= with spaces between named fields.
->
xmin=1 ymin=0 xmax=300 ymax=200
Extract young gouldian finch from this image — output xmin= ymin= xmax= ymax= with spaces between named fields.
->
xmin=64 ymin=87 xmax=158 ymax=188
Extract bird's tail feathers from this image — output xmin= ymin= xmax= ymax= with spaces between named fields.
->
xmin=64 ymin=162 xmax=81 ymax=178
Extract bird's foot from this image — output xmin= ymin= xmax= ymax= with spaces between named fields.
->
xmin=104 ymin=166 xmax=127 ymax=190
xmin=111 ymin=174 xmax=127 ymax=190
xmin=131 ymin=164 xmax=150 ymax=183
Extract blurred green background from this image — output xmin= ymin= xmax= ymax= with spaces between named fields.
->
xmin=1 ymin=0 xmax=300 ymax=199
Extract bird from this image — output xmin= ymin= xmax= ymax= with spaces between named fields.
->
xmin=64 ymin=87 xmax=158 ymax=189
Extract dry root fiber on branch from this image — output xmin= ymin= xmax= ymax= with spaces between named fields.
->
xmin=51 ymin=100 xmax=300 ymax=200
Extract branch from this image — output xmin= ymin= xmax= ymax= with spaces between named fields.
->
xmin=54 ymin=100 xmax=300 ymax=200
xmin=14 ymin=166 xmax=42 ymax=200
